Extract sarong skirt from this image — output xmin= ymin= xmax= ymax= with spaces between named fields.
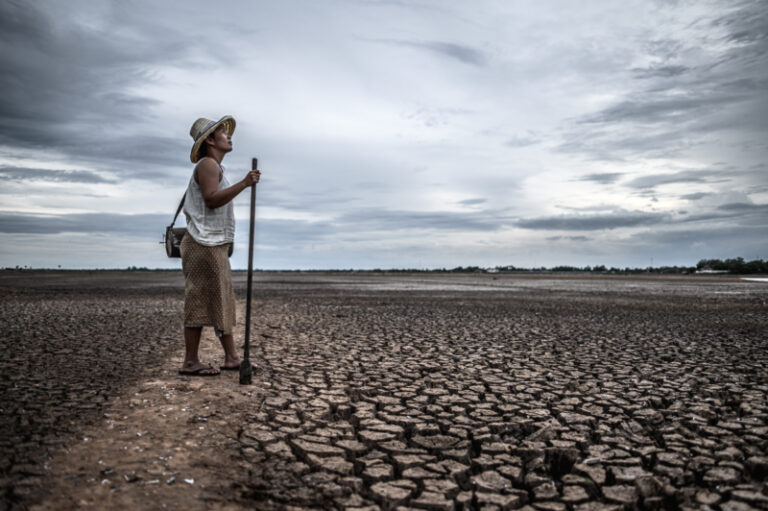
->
xmin=180 ymin=234 xmax=236 ymax=335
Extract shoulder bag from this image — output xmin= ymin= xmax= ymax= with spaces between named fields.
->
xmin=164 ymin=192 xmax=234 ymax=258
xmin=164 ymin=193 xmax=187 ymax=258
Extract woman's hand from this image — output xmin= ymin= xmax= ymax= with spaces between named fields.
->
xmin=243 ymin=169 xmax=261 ymax=187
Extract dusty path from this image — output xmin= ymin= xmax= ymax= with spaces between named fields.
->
xmin=1 ymin=272 xmax=767 ymax=510
xmin=29 ymin=331 xmax=263 ymax=511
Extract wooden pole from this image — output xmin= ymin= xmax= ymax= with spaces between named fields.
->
xmin=240 ymin=157 xmax=258 ymax=385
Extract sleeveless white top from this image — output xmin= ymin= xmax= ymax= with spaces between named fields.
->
xmin=183 ymin=158 xmax=235 ymax=246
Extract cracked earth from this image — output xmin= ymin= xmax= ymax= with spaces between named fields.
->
xmin=1 ymin=272 xmax=767 ymax=510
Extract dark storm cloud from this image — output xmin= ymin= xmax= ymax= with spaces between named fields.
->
xmin=374 ymin=39 xmax=487 ymax=66
xmin=0 ymin=1 xmax=201 ymax=175
xmin=516 ymin=211 xmax=668 ymax=231
xmin=0 ymin=165 xmax=114 ymax=184
xmin=1 ymin=2 xmax=144 ymax=126
xmin=577 ymin=172 xmax=623 ymax=184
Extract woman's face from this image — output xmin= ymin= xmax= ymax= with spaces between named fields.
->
xmin=209 ymin=126 xmax=233 ymax=153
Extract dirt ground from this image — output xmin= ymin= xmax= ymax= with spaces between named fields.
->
xmin=1 ymin=271 xmax=767 ymax=511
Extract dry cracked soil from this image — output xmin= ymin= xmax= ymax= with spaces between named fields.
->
xmin=1 ymin=271 xmax=767 ymax=511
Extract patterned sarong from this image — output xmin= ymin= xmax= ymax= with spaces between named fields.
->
xmin=180 ymin=234 xmax=236 ymax=336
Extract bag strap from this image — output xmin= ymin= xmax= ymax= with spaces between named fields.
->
xmin=170 ymin=192 xmax=186 ymax=227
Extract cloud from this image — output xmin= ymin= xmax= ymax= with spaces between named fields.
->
xmin=556 ymin=204 xmax=626 ymax=212
xmin=0 ymin=206 xmax=511 ymax=241
xmin=505 ymin=135 xmax=539 ymax=148
xmin=631 ymin=223 xmax=768 ymax=247
xmin=516 ymin=210 xmax=668 ymax=231
xmin=374 ymin=39 xmax=487 ymax=66
xmin=0 ymin=211 xmax=166 ymax=235
xmin=632 ymin=64 xmax=690 ymax=79
xmin=669 ymin=200 xmax=768 ymax=226
xmin=403 ymin=106 xmax=474 ymax=128
xmin=559 ymin=0 xmax=768 ymax=161
xmin=0 ymin=165 xmax=114 ymax=184
xmin=546 ymin=235 xmax=590 ymax=242
xmin=715 ymin=0 xmax=768 ymax=47
xmin=577 ymin=172 xmax=623 ymax=184
xmin=0 ymin=1 xmax=209 ymax=175
xmin=0 ymin=210 xmax=338 ymax=261
xmin=625 ymin=169 xmax=728 ymax=189
xmin=457 ymin=198 xmax=487 ymax=206
xmin=717 ymin=202 xmax=768 ymax=212
xmin=1 ymin=3 xmax=145 ymax=126
xmin=558 ymin=129 xmax=697 ymax=161
xmin=580 ymin=88 xmax=753 ymax=127
xmin=680 ymin=192 xmax=710 ymax=201
xmin=335 ymin=208 xmax=509 ymax=232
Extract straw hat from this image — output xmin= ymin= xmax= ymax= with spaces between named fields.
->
xmin=189 ymin=115 xmax=236 ymax=163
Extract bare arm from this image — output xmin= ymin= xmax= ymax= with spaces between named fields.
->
xmin=196 ymin=158 xmax=260 ymax=209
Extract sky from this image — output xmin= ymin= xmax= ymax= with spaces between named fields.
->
xmin=0 ymin=0 xmax=766 ymax=270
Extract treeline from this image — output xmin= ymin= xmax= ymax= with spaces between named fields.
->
xmin=481 ymin=258 xmax=766 ymax=274
xmin=4 ymin=258 xmax=766 ymax=274
xmin=695 ymin=257 xmax=768 ymax=274
xmin=486 ymin=265 xmax=696 ymax=274
xmin=367 ymin=258 xmax=767 ymax=274
xmin=414 ymin=265 xmax=698 ymax=274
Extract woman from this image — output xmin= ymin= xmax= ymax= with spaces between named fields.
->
xmin=179 ymin=115 xmax=261 ymax=376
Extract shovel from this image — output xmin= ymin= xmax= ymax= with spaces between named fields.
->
xmin=240 ymin=157 xmax=258 ymax=385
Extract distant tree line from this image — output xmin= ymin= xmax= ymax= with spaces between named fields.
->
xmin=695 ymin=257 xmax=768 ymax=274
xmin=366 ymin=258 xmax=767 ymax=274
xmin=483 ymin=258 xmax=766 ymax=274
xmin=3 ymin=258 xmax=766 ymax=274
xmin=477 ymin=264 xmax=697 ymax=274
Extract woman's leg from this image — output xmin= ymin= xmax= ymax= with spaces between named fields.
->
xmin=219 ymin=333 xmax=240 ymax=367
xmin=181 ymin=326 xmax=219 ymax=374
xmin=218 ymin=334 xmax=257 ymax=370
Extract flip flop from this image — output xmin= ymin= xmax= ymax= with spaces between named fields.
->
xmin=220 ymin=363 xmax=257 ymax=371
xmin=178 ymin=366 xmax=220 ymax=377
